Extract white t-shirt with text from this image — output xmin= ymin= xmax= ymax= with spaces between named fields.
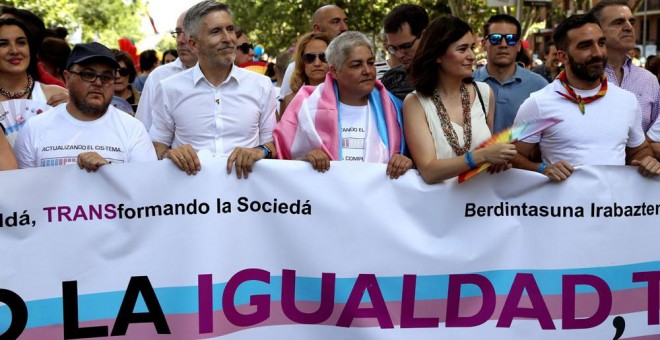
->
xmin=14 ymin=104 xmax=156 ymax=168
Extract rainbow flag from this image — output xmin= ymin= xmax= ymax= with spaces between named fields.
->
xmin=458 ymin=117 xmax=562 ymax=183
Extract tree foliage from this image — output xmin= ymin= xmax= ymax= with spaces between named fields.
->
xmin=225 ymin=0 xmax=524 ymax=57
xmin=226 ymin=0 xmax=404 ymax=57
xmin=0 ymin=0 xmax=145 ymax=48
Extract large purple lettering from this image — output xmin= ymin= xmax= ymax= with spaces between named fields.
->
xmin=198 ymin=274 xmax=213 ymax=334
xmin=633 ymin=271 xmax=660 ymax=325
xmin=446 ymin=274 xmax=496 ymax=327
xmin=281 ymin=269 xmax=335 ymax=324
xmin=222 ymin=269 xmax=271 ymax=327
xmin=497 ymin=273 xmax=555 ymax=329
xmin=562 ymin=274 xmax=612 ymax=329
xmin=336 ymin=274 xmax=394 ymax=328
xmin=400 ymin=274 xmax=439 ymax=328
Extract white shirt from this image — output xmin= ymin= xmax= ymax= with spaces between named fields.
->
xmin=648 ymin=118 xmax=660 ymax=142
xmin=135 ymin=58 xmax=187 ymax=130
xmin=339 ymin=102 xmax=368 ymax=162
xmin=515 ymin=80 xmax=645 ymax=165
xmin=278 ymin=62 xmax=295 ymax=100
xmin=150 ymin=63 xmax=277 ymax=155
xmin=14 ymin=103 xmax=156 ymax=168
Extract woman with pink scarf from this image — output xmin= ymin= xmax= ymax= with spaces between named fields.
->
xmin=274 ymin=31 xmax=412 ymax=179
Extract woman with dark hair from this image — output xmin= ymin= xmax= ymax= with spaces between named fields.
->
xmin=162 ymin=49 xmax=177 ymax=64
xmin=280 ymin=32 xmax=331 ymax=116
xmin=0 ymin=6 xmax=66 ymax=88
xmin=404 ymin=16 xmax=516 ymax=183
xmin=111 ymin=49 xmax=140 ymax=114
xmin=0 ymin=18 xmax=67 ymax=104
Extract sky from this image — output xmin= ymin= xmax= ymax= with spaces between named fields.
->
xmin=138 ymin=0 xmax=201 ymax=50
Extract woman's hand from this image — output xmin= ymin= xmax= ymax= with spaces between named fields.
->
xmin=478 ymin=143 xmax=517 ymax=164
xmin=302 ymin=149 xmax=330 ymax=172
xmin=386 ymin=153 xmax=413 ymax=179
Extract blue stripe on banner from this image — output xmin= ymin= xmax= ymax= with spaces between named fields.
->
xmin=2 ymin=261 xmax=657 ymax=329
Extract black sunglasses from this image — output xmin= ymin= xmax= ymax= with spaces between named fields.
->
xmin=117 ymin=68 xmax=130 ymax=77
xmin=237 ymin=42 xmax=254 ymax=54
xmin=487 ymin=33 xmax=520 ymax=46
xmin=302 ymin=53 xmax=327 ymax=64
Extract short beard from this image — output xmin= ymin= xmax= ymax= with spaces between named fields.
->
xmin=568 ymin=54 xmax=607 ymax=82
xmin=72 ymin=94 xmax=110 ymax=117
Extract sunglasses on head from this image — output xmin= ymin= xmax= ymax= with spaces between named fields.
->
xmin=487 ymin=33 xmax=520 ymax=46
xmin=117 ymin=68 xmax=130 ymax=77
xmin=302 ymin=52 xmax=327 ymax=64
xmin=237 ymin=42 xmax=254 ymax=54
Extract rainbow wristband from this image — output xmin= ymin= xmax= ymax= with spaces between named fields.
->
xmin=464 ymin=151 xmax=477 ymax=170
xmin=537 ymin=163 xmax=547 ymax=173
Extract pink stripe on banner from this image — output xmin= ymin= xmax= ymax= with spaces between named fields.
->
xmin=17 ymin=288 xmax=656 ymax=338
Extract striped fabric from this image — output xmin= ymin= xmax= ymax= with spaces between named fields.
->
xmin=273 ymin=74 xmax=404 ymax=162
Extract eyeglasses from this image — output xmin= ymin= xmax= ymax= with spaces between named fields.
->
xmin=117 ymin=68 xmax=130 ymax=77
xmin=69 ymin=70 xmax=117 ymax=84
xmin=170 ymin=29 xmax=184 ymax=39
xmin=302 ymin=52 xmax=327 ymax=64
xmin=487 ymin=33 xmax=520 ymax=46
xmin=237 ymin=42 xmax=254 ymax=54
xmin=386 ymin=36 xmax=418 ymax=54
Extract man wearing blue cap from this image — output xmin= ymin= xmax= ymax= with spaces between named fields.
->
xmin=14 ymin=42 xmax=156 ymax=171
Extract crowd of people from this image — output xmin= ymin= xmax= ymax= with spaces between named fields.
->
xmin=1 ymin=0 xmax=660 ymax=183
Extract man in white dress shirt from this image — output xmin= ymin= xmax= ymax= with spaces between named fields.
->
xmin=150 ymin=0 xmax=277 ymax=178
xmin=135 ymin=9 xmax=198 ymax=130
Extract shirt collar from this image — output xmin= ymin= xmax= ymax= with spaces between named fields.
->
xmin=172 ymin=58 xmax=184 ymax=70
xmin=479 ymin=64 xmax=523 ymax=83
xmin=191 ymin=63 xmax=240 ymax=87
xmin=623 ymin=54 xmax=633 ymax=68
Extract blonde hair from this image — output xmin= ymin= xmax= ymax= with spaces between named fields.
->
xmin=290 ymin=32 xmax=332 ymax=94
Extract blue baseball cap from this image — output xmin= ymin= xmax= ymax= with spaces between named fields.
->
xmin=66 ymin=42 xmax=120 ymax=69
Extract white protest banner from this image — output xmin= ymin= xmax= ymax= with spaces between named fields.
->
xmin=0 ymin=159 xmax=659 ymax=339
